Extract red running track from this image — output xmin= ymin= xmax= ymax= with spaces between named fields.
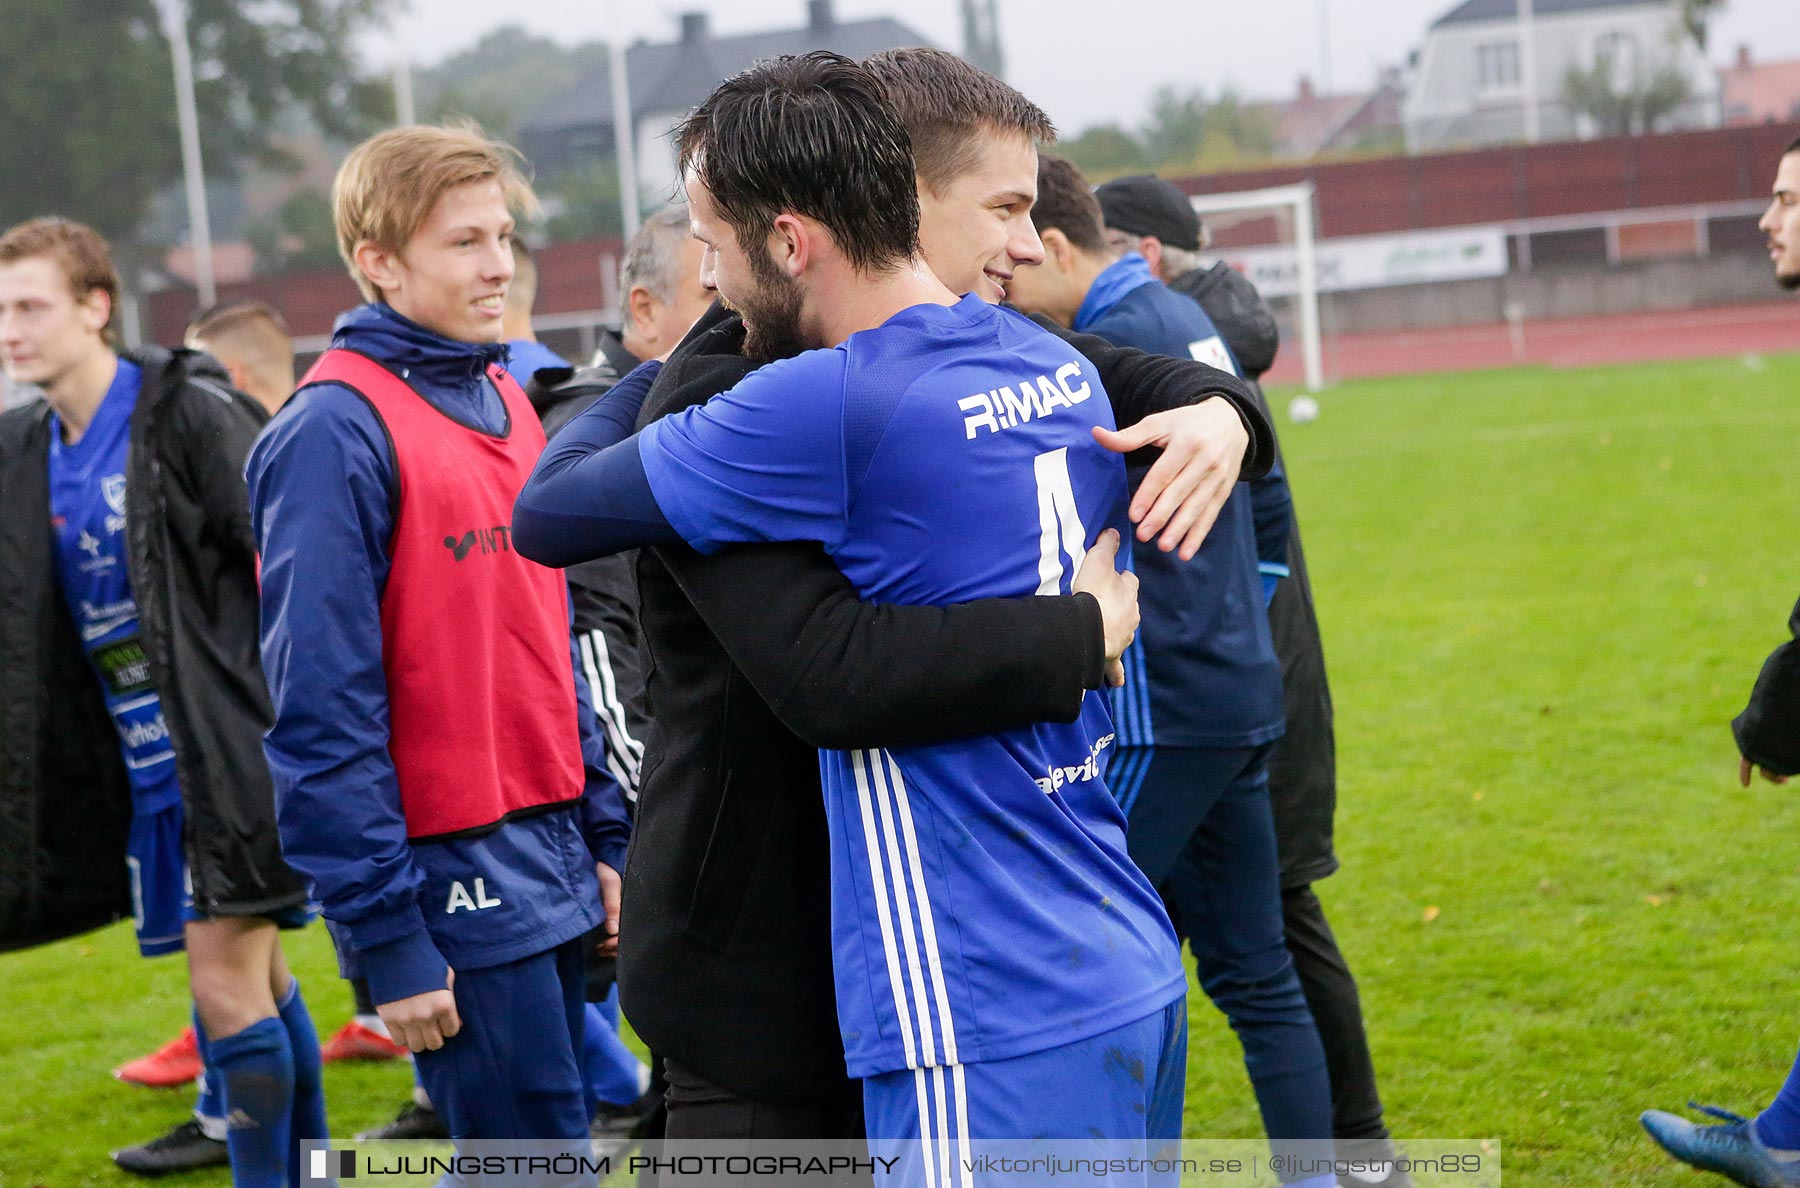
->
xmin=1263 ymin=300 xmax=1800 ymax=385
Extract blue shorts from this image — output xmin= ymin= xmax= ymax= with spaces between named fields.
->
xmin=127 ymin=802 xmax=313 ymax=958
xmin=127 ymin=803 xmax=188 ymax=957
xmin=863 ymin=998 xmax=1187 ymax=1185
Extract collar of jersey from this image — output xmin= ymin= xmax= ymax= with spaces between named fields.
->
xmin=330 ymin=303 xmax=509 ymax=394
xmin=48 ymin=356 xmax=141 ymax=460
xmin=1074 ymin=252 xmax=1157 ymax=333
xmin=878 ymin=291 xmax=991 ymax=333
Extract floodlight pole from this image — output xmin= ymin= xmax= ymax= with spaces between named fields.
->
xmin=393 ymin=44 xmax=416 ymax=125
xmin=1316 ymin=0 xmax=1333 ymax=97
xmin=1519 ymin=0 xmax=1540 ymax=143
xmin=386 ymin=1 xmax=415 ymax=125
xmin=155 ymin=0 xmax=215 ymax=307
xmin=608 ymin=19 xmax=640 ymax=239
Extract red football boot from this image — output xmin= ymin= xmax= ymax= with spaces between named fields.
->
xmin=112 ymin=1026 xmax=202 ymax=1088
xmin=320 ymin=1019 xmax=410 ymax=1063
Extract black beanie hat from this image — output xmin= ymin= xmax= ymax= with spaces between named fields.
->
xmin=1094 ymin=174 xmax=1202 ymax=252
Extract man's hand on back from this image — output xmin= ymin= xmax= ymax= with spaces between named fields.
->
xmin=1092 ymin=395 xmax=1249 ymax=562
xmin=1073 ymin=529 xmax=1140 ymax=688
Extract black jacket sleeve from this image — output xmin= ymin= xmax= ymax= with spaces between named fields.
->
xmin=165 ymin=357 xmax=268 ymax=564
xmin=1733 ymin=594 xmax=1800 ymax=775
xmin=1031 ymin=315 xmax=1276 ymax=480
xmin=662 ymin=541 xmax=1104 ymax=750
xmin=639 ymin=304 xmax=1106 ymax=750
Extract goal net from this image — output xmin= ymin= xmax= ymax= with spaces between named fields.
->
xmin=1186 ymin=183 xmax=1325 ymax=392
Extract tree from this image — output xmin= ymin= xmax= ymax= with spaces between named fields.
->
xmin=245 ymin=187 xmax=341 ymax=272
xmin=0 ymin=0 xmax=394 ymax=246
xmin=1061 ymin=125 xmax=1151 ymax=180
xmin=1137 ymin=85 xmax=1277 ymax=171
xmin=1677 ymin=0 xmax=1726 ymax=51
xmin=415 ymin=25 xmax=610 ymax=143
xmin=542 ymin=161 xmax=623 ymax=243
xmin=1562 ymin=54 xmax=1693 ymax=137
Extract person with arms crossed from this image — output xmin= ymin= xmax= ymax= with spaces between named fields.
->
xmin=0 ymin=218 xmax=323 ymax=1187
xmin=246 ymin=124 xmax=630 ymax=1148
xmin=1639 ymin=132 xmax=1800 ymax=1188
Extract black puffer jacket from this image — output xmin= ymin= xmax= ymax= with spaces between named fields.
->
xmin=1734 ymin=594 xmax=1800 ymax=775
xmin=1178 ymin=267 xmax=1341 ymax=888
xmin=0 ymin=346 xmax=307 ymax=950
xmin=1174 ymin=262 xmax=1282 ymax=382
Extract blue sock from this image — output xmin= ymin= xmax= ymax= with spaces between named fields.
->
xmin=208 ymin=1016 xmax=294 ymax=1188
xmin=279 ymin=980 xmax=329 ymax=1186
xmin=1756 ymin=1042 xmax=1800 ymax=1152
xmin=192 ymin=1004 xmax=225 ymax=1132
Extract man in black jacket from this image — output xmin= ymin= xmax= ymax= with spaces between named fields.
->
xmin=1098 ymin=173 xmax=1411 ymax=1179
xmin=0 ymin=218 xmax=321 ymax=1184
xmin=581 ymin=51 xmax=1278 ymax=1140
xmin=1639 ymin=132 xmax=1800 ymax=1188
xmin=1096 ymin=174 xmax=1284 ymax=381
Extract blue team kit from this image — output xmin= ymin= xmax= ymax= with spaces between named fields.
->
xmin=635 ymin=294 xmax=1189 ymax=1135
xmin=47 ymin=359 xmax=187 ymax=956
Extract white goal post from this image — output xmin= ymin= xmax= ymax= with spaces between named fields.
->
xmin=1186 ymin=182 xmax=1324 ymax=393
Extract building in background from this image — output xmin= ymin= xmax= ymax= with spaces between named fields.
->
xmin=1404 ymin=0 xmax=1719 ymax=152
xmin=1251 ymin=71 xmax=1409 ymax=159
xmin=517 ymin=1 xmax=932 ymax=206
xmin=1719 ymin=44 xmax=1800 ymax=125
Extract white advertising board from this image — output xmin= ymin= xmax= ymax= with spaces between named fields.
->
xmin=1219 ymin=225 xmax=1508 ymax=297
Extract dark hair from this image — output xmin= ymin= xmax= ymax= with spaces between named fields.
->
xmin=1030 ymin=154 xmax=1108 ymax=256
xmin=0 ymin=217 xmax=121 ymax=339
xmin=1788 ymin=133 xmax=1800 ymax=156
xmin=861 ymin=48 xmax=1055 ymax=194
xmin=674 ymin=52 xmax=919 ymax=274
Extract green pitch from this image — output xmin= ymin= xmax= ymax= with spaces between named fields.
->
xmin=3 ymin=352 xmax=1798 ymax=1186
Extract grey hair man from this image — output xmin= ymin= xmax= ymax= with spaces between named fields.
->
xmin=1096 ymin=173 xmax=1284 ymax=383
xmin=619 ymin=207 xmax=712 ymax=364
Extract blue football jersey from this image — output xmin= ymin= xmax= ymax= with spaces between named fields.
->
xmin=639 ymin=294 xmax=1186 ymax=1077
xmin=1079 ymin=264 xmax=1287 ymax=749
xmin=48 ymin=359 xmax=183 ymax=817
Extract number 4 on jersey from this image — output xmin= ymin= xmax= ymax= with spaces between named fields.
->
xmin=1034 ymin=447 xmax=1089 ymax=595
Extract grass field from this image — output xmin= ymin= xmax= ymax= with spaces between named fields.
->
xmin=4 ymin=351 xmax=1800 ymax=1187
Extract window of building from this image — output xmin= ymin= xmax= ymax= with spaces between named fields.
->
xmin=1594 ymin=31 xmax=1639 ymax=87
xmin=1477 ymin=41 xmax=1522 ymax=92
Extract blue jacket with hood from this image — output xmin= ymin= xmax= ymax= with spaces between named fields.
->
xmin=246 ymin=303 xmax=630 ymax=1006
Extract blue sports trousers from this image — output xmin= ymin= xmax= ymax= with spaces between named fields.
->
xmin=1112 ymin=744 xmax=1335 ymax=1181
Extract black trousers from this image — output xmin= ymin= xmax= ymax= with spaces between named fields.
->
xmin=662 ymin=1056 xmax=864 ymax=1140
xmin=1281 ymin=883 xmax=1391 ymax=1143
xmin=655 ymin=1059 xmax=865 ymax=1186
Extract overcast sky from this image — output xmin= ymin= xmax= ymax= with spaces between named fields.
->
xmin=378 ymin=0 xmax=1800 ymax=134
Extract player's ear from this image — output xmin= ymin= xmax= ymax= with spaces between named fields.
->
xmin=77 ymin=287 xmax=111 ymax=336
xmin=628 ymin=285 xmax=658 ymax=332
xmin=354 ymin=240 xmax=403 ymax=299
xmin=1137 ymin=236 xmax=1163 ymax=277
xmin=1041 ymin=228 xmax=1074 ymax=273
xmin=770 ymin=213 xmax=808 ymax=277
